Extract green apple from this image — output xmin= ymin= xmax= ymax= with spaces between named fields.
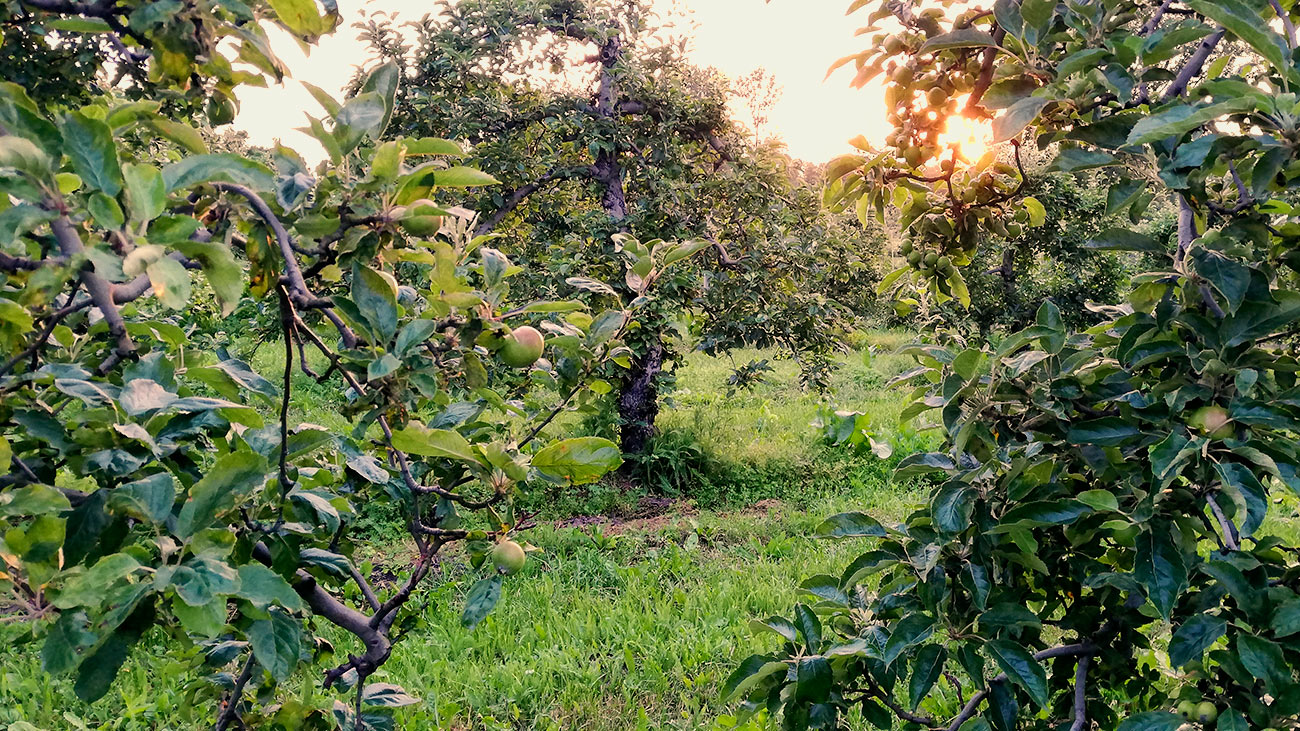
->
xmin=491 ymin=539 xmax=526 ymax=575
xmin=1176 ymin=700 xmax=1197 ymax=719
xmin=499 ymin=326 xmax=544 ymax=368
xmin=1195 ymin=702 xmax=1217 ymax=724
xmin=1188 ymin=405 xmax=1233 ymax=439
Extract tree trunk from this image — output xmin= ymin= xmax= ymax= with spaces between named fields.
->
xmin=617 ymin=337 xmax=663 ymax=456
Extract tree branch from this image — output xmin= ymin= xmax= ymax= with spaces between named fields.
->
xmin=1270 ymin=0 xmax=1297 ymax=49
xmin=1068 ymin=655 xmax=1090 ymax=731
xmin=213 ymin=654 xmax=257 ymax=731
xmin=944 ymin=644 xmax=1096 ymax=731
xmin=50 ymin=215 xmax=135 ymax=373
xmin=1160 ymin=28 xmax=1226 ymax=102
xmin=1206 ymin=492 xmax=1240 ymax=551
xmin=472 ymin=166 xmax=597 ymax=238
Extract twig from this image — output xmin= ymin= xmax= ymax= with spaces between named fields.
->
xmin=1206 ymin=492 xmax=1240 ymax=551
xmin=943 ymin=643 xmax=1096 ymax=731
xmin=214 ymin=654 xmax=257 ymax=731
xmin=1160 ymin=28 xmax=1226 ymax=102
xmin=1068 ymin=655 xmax=1090 ymax=731
xmin=1270 ymin=0 xmax=1297 ymax=49
xmin=49 ymin=215 xmax=135 ymax=373
xmin=277 ymin=286 xmax=294 ymax=496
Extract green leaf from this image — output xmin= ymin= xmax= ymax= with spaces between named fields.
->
xmin=721 ymin=655 xmax=788 ymax=702
xmin=1237 ymin=633 xmax=1288 ymax=691
xmin=1134 ymin=523 xmax=1188 ymax=621
xmin=122 ymin=163 xmax=165 ymax=223
xmin=269 ymin=0 xmax=325 ymax=36
xmin=794 ymin=656 xmax=832 ymax=702
xmin=1048 ymin=147 xmax=1116 ymax=173
xmin=146 ymin=256 xmax=191 ymax=310
xmin=992 ymin=97 xmax=1050 ymax=144
xmin=106 ymin=472 xmax=174 ymax=523
xmin=176 ymin=450 xmax=269 ymax=539
xmin=1215 ymin=462 xmax=1268 ymax=538
xmin=1271 ymin=598 xmax=1300 ymax=637
xmin=433 ymin=166 xmax=500 ymax=188
xmin=816 ymin=511 xmax=887 ymax=538
xmin=1076 ymin=489 xmax=1118 ymax=513
xmin=247 ymin=609 xmax=302 ymax=682
xmin=0 ymin=484 xmax=70 ymax=517
xmin=1186 ymin=0 xmax=1298 ymax=85
xmin=1127 ymin=98 xmax=1257 ymax=146
xmin=1082 ymin=229 xmax=1165 ymax=252
xmin=87 ymin=192 xmax=124 ymax=229
xmin=882 ymin=613 xmax=934 ymax=665
xmin=1193 ymin=250 xmax=1251 ymax=315
xmin=932 ymin=481 xmax=973 ymax=534
xmin=461 ymin=574 xmax=502 ymax=629
xmin=1117 ymin=712 xmax=1184 ymax=731
xmin=352 ymin=265 xmax=398 ymax=342
xmin=148 ymin=120 xmax=207 ymax=154
xmin=1168 ymin=614 xmax=1226 ymax=667
xmin=1068 ymin=417 xmax=1141 ymax=446
xmin=0 ymin=135 xmax=53 ymax=183
xmin=358 ymin=62 xmax=400 ymax=138
xmin=361 ymin=683 xmax=420 ymax=708
xmin=59 ymin=111 xmax=121 ymax=196
xmin=172 ymin=241 xmax=243 ymax=316
xmin=390 ymin=422 xmax=479 ymax=464
xmin=918 ymin=29 xmax=999 ymax=53
xmin=161 ymin=154 xmax=275 ymax=192
xmin=908 ymin=644 xmax=946 ymax=710
xmin=531 ymin=437 xmax=622 ymax=485
xmin=237 ymin=564 xmax=304 ymax=611
xmin=986 ymin=639 xmax=1048 ymax=708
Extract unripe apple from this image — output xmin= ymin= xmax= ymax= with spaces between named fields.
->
xmin=491 ymin=540 xmax=526 ymax=575
xmin=1177 ymin=701 xmax=1197 ymax=719
xmin=1188 ymin=405 xmax=1233 ymax=439
xmin=1195 ymin=702 xmax=1217 ymax=724
xmin=499 ymin=325 xmax=544 ymax=368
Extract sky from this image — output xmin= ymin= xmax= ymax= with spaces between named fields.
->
xmin=233 ymin=0 xmax=888 ymax=164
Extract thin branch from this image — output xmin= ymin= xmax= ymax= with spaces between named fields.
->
xmin=1206 ymin=492 xmax=1240 ymax=551
xmin=50 ymin=215 xmax=134 ymax=373
xmin=277 ymin=287 xmax=294 ymax=496
xmin=1139 ymin=0 xmax=1174 ymax=36
xmin=1270 ymin=0 xmax=1297 ymax=49
xmin=944 ymin=644 xmax=1096 ymax=731
xmin=472 ymin=166 xmax=597 ymax=238
xmin=1068 ymin=655 xmax=1090 ymax=731
xmin=213 ymin=654 xmax=257 ymax=731
xmin=1160 ymin=28 xmax=1226 ymax=102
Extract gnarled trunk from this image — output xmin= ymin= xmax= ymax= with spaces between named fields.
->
xmin=617 ymin=337 xmax=663 ymax=456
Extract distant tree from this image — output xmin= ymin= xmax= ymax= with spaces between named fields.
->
xmin=358 ymin=0 xmax=869 ymax=456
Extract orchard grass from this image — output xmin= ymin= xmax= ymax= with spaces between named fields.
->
xmin=3 ymin=334 xmax=1297 ymax=729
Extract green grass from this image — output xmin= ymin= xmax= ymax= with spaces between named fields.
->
xmin=0 ymin=331 xmax=929 ymax=731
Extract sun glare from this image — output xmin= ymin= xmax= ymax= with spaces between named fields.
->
xmin=938 ymin=104 xmax=994 ymax=163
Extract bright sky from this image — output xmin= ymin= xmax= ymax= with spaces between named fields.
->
xmin=234 ymin=0 xmax=888 ymax=164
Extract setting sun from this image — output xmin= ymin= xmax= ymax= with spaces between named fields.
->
xmin=939 ymin=106 xmax=994 ymax=163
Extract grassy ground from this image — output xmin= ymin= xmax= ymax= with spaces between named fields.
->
xmin=0 ymin=332 xmax=928 ymax=731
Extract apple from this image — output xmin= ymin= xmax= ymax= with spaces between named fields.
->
xmin=499 ymin=326 xmax=544 ymax=368
xmin=491 ymin=540 xmax=526 ymax=575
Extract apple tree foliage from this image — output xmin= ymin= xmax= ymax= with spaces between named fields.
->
xmin=355 ymin=0 xmax=874 ymax=454
xmin=728 ymin=1 xmax=1300 ymax=729
xmin=0 ymin=0 xmax=704 ymax=727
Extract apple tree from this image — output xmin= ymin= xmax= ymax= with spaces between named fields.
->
xmin=356 ymin=0 xmax=870 ymax=455
xmin=0 ymin=0 xmax=705 ymax=727
xmin=728 ymin=1 xmax=1300 ymax=729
